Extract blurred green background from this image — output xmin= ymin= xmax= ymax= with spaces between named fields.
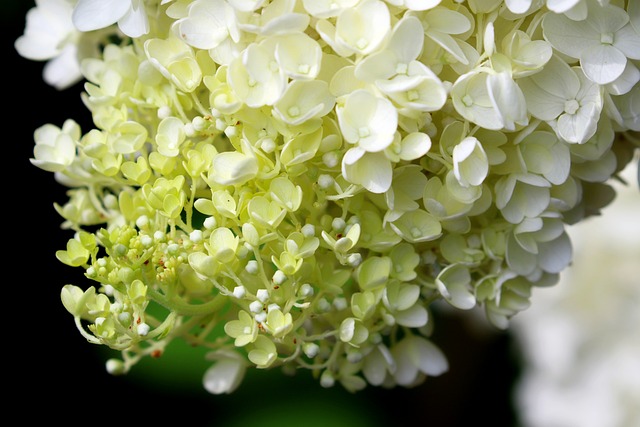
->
xmin=7 ymin=2 xmax=521 ymax=425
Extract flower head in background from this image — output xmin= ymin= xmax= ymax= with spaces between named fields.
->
xmin=17 ymin=0 xmax=639 ymax=395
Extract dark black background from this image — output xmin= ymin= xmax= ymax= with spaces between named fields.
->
xmin=7 ymin=2 xmax=522 ymax=425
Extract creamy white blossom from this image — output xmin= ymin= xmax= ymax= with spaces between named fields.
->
xmin=16 ymin=0 xmax=640 ymax=399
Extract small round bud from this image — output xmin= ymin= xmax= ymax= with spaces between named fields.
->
xmin=140 ymin=235 xmax=153 ymax=247
xmin=346 ymin=350 xmax=362 ymax=363
xmin=267 ymin=303 xmax=280 ymax=312
xmin=224 ymin=125 xmax=238 ymax=138
xmin=261 ymin=138 xmax=276 ymax=153
xmin=233 ymin=286 xmax=246 ymax=299
xmin=303 ymin=342 xmax=320 ymax=358
xmin=106 ymin=359 xmax=126 ymax=375
xmin=256 ymin=289 xmax=269 ymax=302
xmin=203 ymin=217 xmax=217 ymax=229
xmin=136 ymin=215 xmax=150 ymax=229
xmin=157 ymin=106 xmax=172 ymax=119
xmin=333 ymin=297 xmax=347 ymax=311
xmin=320 ymin=370 xmax=335 ymax=388
xmin=301 ymin=224 xmax=315 ymax=237
xmin=192 ymin=116 xmax=207 ymax=131
xmin=347 ymin=253 xmax=362 ymax=267
xmin=322 ymin=151 xmax=339 ymax=168
xmin=245 ymin=260 xmax=259 ymax=274
xmin=184 ymin=122 xmax=196 ymax=137
xmin=317 ymin=174 xmax=333 ymax=189
xmin=190 ymin=230 xmax=204 ymax=243
xmin=332 ymin=217 xmax=346 ymax=232
xmin=237 ymin=245 xmax=249 ymax=258
xmin=137 ymin=323 xmax=150 ymax=336
xmin=298 ymin=283 xmax=314 ymax=297
xmin=273 ymin=270 xmax=287 ymax=285
xmin=316 ymin=298 xmax=330 ymax=312
xmin=215 ymin=118 xmax=226 ymax=131
xmin=249 ymin=300 xmax=263 ymax=313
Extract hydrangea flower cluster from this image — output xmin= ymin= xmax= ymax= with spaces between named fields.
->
xmin=18 ymin=0 xmax=639 ymax=394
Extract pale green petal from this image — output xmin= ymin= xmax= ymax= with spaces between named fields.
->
xmin=427 ymin=30 xmax=467 ymax=64
xmin=209 ymin=151 xmax=258 ymax=186
xmin=390 ymin=209 xmax=442 ymax=243
xmin=399 ymin=132 xmax=431 ymax=161
xmin=208 ymin=227 xmax=239 ymax=263
xmin=630 ymin=0 xmax=640 ymax=33
xmin=425 ymin=8 xmax=471 ymax=35
xmin=537 ymin=232 xmax=572 ymax=274
xmin=453 ymin=136 xmax=489 ymax=187
xmin=342 ymin=151 xmax=393 ymax=194
xmin=351 ymin=291 xmax=377 ymax=320
xmin=273 ymin=80 xmax=335 ymax=125
xmin=487 ymin=72 xmax=528 ymax=131
xmin=188 ymin=252 xmax=221 ymax=278
xmin=505 ymin=30 xmax=553 ymax=74
xmin=357 ymin=256 xmax=392 ymax=291
xmin=451 ymin=71 xmax=504 ymax=130
xmin=435 ymin=264 xmax=475 ymax=310
xmin=388 ymin=15 xmax=425 ymax=63
xmin=394 ymin=305 xmax=428 ymax=328
xmin=571 ymin=150 xmax=617 ymax=182
xmin=335 ymin=0 xmax=390 ymax=55
xmin=275 ymin=32 xmax=322 ymax=79
xmin=383 ymin=282 xmax=420 ymax=311
xmin=506 ymin=233 xmax=537 ymax=276
xmin=247 ymin=336 xmax=277 ymax=368
xmin=354 ymin=50 xmax=399 ymax=82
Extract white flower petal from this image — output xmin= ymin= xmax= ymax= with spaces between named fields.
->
xmin=413 ymin=337 xmax=448 ymax=376
xmin=546 ymin=0 xmax=580 ymax=13
xmin=176 ymin=0 xmax=231 ymax=50
xmin=556 ymin=103 xmax=601 ymax=144
xmin=72 ymin=0 xmax=129 ymax=32
xmin=580 ymin=44 xmax=627 ymax=85
xmin=505 ymin=0 xmax=532 ymax=15
xmin=203 ymin=357 xmax=247 ymax=394
xmin=612 ymin=24 xmax=640 ymax=60
xmin=394 ymin=305 xmax=428 ymax=328
xmin=342 ymin=151 xmax=393 ymax=193
xmin=117 ymin=0 xmax=149 ymax=38
xmin=542 ymin=12 xmax=599 ymax=59
xmin=537 ymin=232 xmax=572 ymax=274
xmin=43 ymin=45 xmax=82 ymax=90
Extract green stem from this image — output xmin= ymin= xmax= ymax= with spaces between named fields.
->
xmin=149 ymin=289 xmax=228 ymax=316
